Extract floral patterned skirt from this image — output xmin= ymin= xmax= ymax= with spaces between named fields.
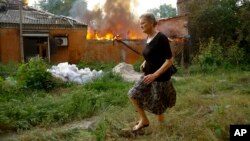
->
xmin=128 ymin=75 xmax=176 ymax=115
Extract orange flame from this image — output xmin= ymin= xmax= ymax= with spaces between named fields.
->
xmin=86 ymin=30 xmax=144 ymax=40
xmin=87 ymin=32 xmax=114 ymax=40
xmin=87 ymin=31 xmax=113 ymax=40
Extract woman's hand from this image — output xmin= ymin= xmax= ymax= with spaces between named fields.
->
xmin=143 ymin=74 xmax=158 ymax=85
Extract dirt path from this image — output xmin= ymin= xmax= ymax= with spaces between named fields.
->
xmin=0 ymin=116 xmax=99 ymax=141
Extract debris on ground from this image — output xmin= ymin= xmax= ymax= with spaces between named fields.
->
xmin=112 ymin=62 xmax=142 ymax=82
xmin=48 ymin=62 xmax=103 ymax=84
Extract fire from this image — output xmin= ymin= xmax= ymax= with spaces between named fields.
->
xmin=87 ymin=31 xmax=114 ymax=40
xmin=86 ymin=30 xmax=144 ymax=40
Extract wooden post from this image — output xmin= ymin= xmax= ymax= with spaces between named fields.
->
xmin=19 ymin=0 xmax=24 ymax=62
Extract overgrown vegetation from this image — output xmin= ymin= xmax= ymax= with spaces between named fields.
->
xmin=0 ymin=60 xmax=249 ymax=140
xmin=194 ymin=38 xmax=246 ymax=72
xmin=188 ymin=0 xmax=250 ymax=64
xmin=15 ymin=57 xmax=56 ymax=91
xmin=0 ymin=62 xmax=18 ymax=78
xmin=103 ymin=69 xmax=250 ymax=141
xmin=0 ymin=60 xmax=131 ymax=135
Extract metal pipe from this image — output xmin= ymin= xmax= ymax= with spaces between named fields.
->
xmin=114 ymin=39 xmax=142 ymax=56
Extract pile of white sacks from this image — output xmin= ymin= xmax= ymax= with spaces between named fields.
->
xmin=47 ymin=62 xmax=103 ymax=84
xmin=112 ymin=62 xmax=142 ymax=82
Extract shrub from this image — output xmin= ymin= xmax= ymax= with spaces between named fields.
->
xmin=16 ymin=57 xmax=55 ymax=91
xmin=226 ymin=44 xmax=245 ymax=65
xmin=194 ymin=38 xmax=223 ymax=71
xmin=0 ymin=77 xmax=20 ymax=95
xmin=194 ymin=37 xmax=247 ymax=72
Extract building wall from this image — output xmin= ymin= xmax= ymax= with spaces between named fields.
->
xmin=157 ymin=15 xmax=188 ymax=38
xmin=157 ymin=16 xmax=190 ymax=66
xmin=50 ymin=28 xmax=87 ymax=64
xmin=83 ymin=40 xmax=144 ymax=64
xmin=0 ymin=26 xmax=185 ymax=65
xmin=0 ymin=27 xmax=87 ymax=64
xmin=0 ymin=28 xmax=21 ymax=63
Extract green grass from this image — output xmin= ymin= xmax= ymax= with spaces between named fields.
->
xmin=0 ymin=63 xmax=250 ymax=141
xmin=102 ymin=69 xmax=250 ymax=141
xmin=0 ymin=71 xmax=132 ymax=134
xmin=0 ymin=62 xmax=19 ymax=78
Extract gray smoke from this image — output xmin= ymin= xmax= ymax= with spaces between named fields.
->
xmin=69 ymin=0 xmax=87 ymax=21
xmin=70 ymin=0 xmax=144 ymax=39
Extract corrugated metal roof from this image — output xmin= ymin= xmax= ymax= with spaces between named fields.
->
xmin=0 ymin=7 xmax=87 ymax=28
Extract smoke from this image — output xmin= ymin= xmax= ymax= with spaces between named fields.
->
xmin=70 ymin=0 xmax=144 ymax=39
xmin=69 ymin=0 xmax=87 ymax=21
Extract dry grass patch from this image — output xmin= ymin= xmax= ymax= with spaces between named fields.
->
xmin=103 ymin=71 xmax=250 ymax=141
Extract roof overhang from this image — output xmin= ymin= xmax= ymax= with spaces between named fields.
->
xmin=22 ymin=33 xmax=49 ymax=37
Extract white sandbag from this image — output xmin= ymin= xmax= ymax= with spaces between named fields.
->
xmin=112 ymin=62 xmax=142 ymax=82
xmin=47 ymin=62 xmax=103 ymax=84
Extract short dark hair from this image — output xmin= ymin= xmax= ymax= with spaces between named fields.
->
xmin=139 ymin=13 xmax=157 ymax=27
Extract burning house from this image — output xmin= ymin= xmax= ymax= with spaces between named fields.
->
xmin=0 ymin=0 xmax=88 ymax=64
xmin=1 ymin=0 xmax=191 ymax=65
xmin=76 ymin=0 xmax=146 ymax=64
xmin=76 ymin=0 xmax=191 ymax=65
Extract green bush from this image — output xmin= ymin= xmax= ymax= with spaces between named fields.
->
xmin=16 ymin=57 xmax=55 ymax=91
xmin=194 ymin=38 xmax=247 ymax=72
xmin=226 ymin=44 xmax=245 ymax=65
xmin=194 ymin=38 xmax=223 ymax=72
xmin=188 ymin=0 xmax=250 ymax=64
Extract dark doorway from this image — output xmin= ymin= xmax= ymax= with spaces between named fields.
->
xmin=23 ymin=37 xmax=48 ymax=62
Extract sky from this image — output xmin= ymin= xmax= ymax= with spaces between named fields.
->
xmin=28 ymin=0 xmax=177 ymax=15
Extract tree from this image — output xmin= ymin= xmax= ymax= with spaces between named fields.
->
xmin=188 ymin=0 xmax=250 ymax=63
xmin=147 ymin=4 xmax=176 ymax=18
xmin=38 ymin=0 xmax=82 ymax=16
xmin=237 ymin=0 xmax=250 ymax=62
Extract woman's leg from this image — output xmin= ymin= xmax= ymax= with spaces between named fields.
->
xmin=129 ymin=97 xmax=149 ymax=130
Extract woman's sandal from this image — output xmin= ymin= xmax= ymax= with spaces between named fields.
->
xmin=132 ymin=122 xmax=149 ymax=131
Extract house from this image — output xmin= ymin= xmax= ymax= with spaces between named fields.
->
xmin=0 ymin=0 xmax=88 ymax=64
xmin=157 ymin=15 xmax=189 ymax=57
xmin=156 ymin=0 xmax=191 ymax=67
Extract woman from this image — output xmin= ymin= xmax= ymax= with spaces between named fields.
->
xmin=128 ymin=13 xmax=176 ymax=131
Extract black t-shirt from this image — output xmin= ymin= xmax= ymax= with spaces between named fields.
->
xmin=142 ymin=32 xmax=172 ymax=81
